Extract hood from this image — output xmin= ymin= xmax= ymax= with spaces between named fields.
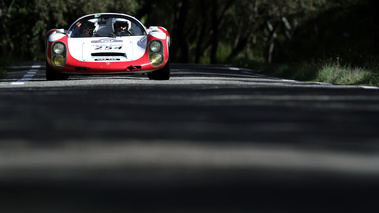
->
xmin=68 ymin=36 xmax=147 ymax=62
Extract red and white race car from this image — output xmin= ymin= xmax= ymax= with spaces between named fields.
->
xmin=46 ymin=13 xmax=170 ymax=80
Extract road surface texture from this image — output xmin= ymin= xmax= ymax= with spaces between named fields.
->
xmin=1 ymin=63 xmax=379 ymax=213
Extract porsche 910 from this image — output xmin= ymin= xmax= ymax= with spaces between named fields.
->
xmin=46 ymin=13 xmax=170 ymax=80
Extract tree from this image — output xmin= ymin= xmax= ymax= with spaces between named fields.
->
xmin=0 ymin=0 xmax=138 ymax=60
xmin=0 ymin=0 xmax=373 ymax=66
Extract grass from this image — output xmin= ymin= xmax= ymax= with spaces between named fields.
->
xmin=233 ymin=58 xmax=379 ymax=86
xmin=316 ymin=63 xmax=376 ymax=85
xmin=258 ymin=63 xmax=319 ymax=81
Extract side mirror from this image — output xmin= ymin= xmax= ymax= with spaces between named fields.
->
xmin=56 ymin=29 xmax=65 ymax=34
xmin=147 ymin=26 xmax=159 ymax=33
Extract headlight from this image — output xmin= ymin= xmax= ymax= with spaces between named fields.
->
xmin=53 ymin=42 xmax=65 ymax=54
xmin=150 ymin=53 xmax=163 ymax=65
xmin=53 ymin=55 xmax=65 ymax=67
xmin=148 ymin=40 xmax=164 ymax=67
xmin=51 ymin=41 xmax=66 ymax=68
xmin=149 ymin=40 xmax=161 ymax=52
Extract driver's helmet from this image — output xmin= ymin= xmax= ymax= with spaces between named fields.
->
xmin=81 ymin=21 xmax=95 ymax=36
xmin=113 ymin=18 xmax=131 ymax=34
xmin=115 ymin=21 xmax=128 ymax=31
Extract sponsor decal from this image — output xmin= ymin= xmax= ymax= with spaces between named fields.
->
xmin=91 ymin=38 xmax=123 ymax=43
xmin=91 ymin=39 xmax=123 ymax=51
xmin=93 ymin=43 xmax=123 ymax=50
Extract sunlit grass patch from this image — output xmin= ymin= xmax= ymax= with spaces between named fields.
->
xmin=315 ymin=64 xmax=376 ymax=86
xmin=234 ymin=57 xmax=379 ymax=86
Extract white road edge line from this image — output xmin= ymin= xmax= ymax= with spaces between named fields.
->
xmin=314 ymin=82 xmax=334 ymax=86
xmin=362 ymin=86 xmax=379 ymax=90
xmin=282 ymin=79 xmax=298 ymax=83
xmin=11 ymin=65 xmax=41 ymax=85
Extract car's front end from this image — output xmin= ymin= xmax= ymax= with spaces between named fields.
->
xmin=46 ymin=13 xmax=170 ymax=80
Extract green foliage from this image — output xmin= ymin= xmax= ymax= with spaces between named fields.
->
xmin=0 ymin=0 xmax=376 ymax=75
xmin=256 ymin=63 xmax=319 ymax=81
xmin=280 ymin=1 xmax=374 ymax=66
xmin=0 ymin=0 xmax=139 ymax=60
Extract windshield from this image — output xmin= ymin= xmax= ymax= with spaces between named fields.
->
xmin=68 ymin=14 xmax=146 ymax=38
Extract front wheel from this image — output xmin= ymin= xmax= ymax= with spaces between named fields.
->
xmin=46 ymin=61 xmax=69 ymax=80
xmin=148 ymin=60 xmax=170 ymax=80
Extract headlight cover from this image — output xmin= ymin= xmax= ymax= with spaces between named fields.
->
xmin=149 ymin=40 xmax=161 ymax=52
xmin=150 ymin=53 xmax=163 ymax=65
xmin=148 ymin=40 xmax=164 ymax=67
xmin=53 ymin=42 xmax=65 ymax=54
xmin=51 ymin=41 xmax=67 ymax=68
xmin=53 ymin=55 xmax=65 ymax=67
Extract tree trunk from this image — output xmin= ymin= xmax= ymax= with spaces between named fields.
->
xmin=172 ymin=0 xmax=189 ymax=63
xmin=210 ymin=0 xmax=219 ymax=64
xmin=369 ymin=0 xmax=379 ymax=56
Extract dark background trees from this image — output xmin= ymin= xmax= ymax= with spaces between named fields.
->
xmin=0 ymin=0 xmax=376 ymax=66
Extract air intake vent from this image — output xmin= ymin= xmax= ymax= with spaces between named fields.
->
xmin=75 ymin=67 xmax=89 ymax=71
xmin=92 ymin=53 xmax=125 ymax=57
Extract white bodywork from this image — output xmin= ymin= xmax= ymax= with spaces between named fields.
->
xmin=67 ymin=36 xmax=147 ymax=62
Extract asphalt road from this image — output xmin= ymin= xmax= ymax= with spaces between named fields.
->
xmin=1 ymin=63 xmax=379 ymax=213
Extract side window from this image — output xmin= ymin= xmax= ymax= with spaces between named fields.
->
xmin=70 ymin=23 xmax=81 ymax=37
xmin=130 ymin=22 xmax=143 ymax=35
xmin=70 ymin=19 xmax=95 ymax=38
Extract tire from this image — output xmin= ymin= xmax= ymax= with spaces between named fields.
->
xmin=148 ymin=60 xmax=170 ymax=80
xmin=46 ymin=61 xmax=69 ymax=80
